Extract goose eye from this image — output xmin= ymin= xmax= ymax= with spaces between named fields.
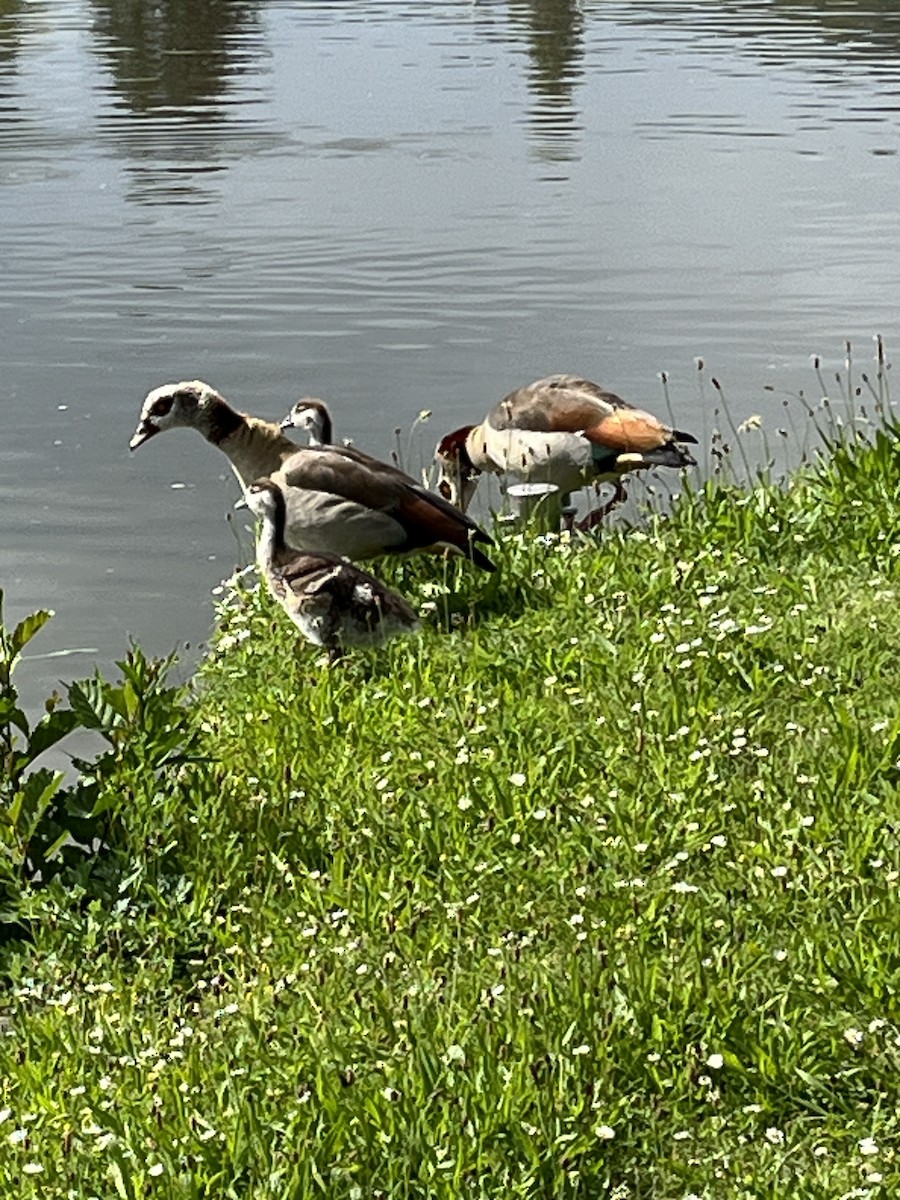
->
xmin=150 ymin=395 xmax=174 ymax=418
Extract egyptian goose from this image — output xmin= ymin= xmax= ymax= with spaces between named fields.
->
xmin=245 ymin=479 xmax=420 ymax=662
xmin=130 ymin=381 xmax=496 ymax=569
xmin=281 ymin=398 xmax=333 ymax=447
xmin=435 ymin=374 xmax=698 ymax=526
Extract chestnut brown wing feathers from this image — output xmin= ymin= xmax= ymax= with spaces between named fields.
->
xmin=488 ymin=376 xmax=630 ymax=434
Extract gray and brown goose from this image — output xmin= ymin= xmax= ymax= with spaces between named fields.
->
xmin=435 ymin=374 xmax=698 ymax=526
xmin=130 ymin=380 xmax=495 ymax=569
xmin=246 ymin=478 xmax=420 ymax=662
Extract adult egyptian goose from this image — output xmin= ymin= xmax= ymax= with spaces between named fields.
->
xmin=130 ymin=380 xmax=495 ymax=569
xmin=245 ymin=478 xmax=420 ymax=662
xmin=435 ymin=374 xmax=698 ymax=525
xmin=281 ymin=398 xmax=333 ymax=447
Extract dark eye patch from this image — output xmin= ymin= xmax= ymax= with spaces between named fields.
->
xmin=150 ymin=395 xmax=174 ymax=418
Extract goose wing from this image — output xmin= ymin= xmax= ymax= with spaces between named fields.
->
xmin=277 ymin=446 xmax=496 ymax=567
xmin=491 ymin=374 xmax=698 ymax=455
xmin=488 ymin=376 xmax=628 ymax=433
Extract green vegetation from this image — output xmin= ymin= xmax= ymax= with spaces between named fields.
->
xmin=2 ymin=388 xmax=900 ymax=1198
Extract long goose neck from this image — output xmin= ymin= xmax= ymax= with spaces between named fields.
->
xmin=465 ymin=421 xmax=493 ymax=472
xmin=254 ymin=509 xmax=278 ymax=572
xmin=254 ymin=488 xmax=288 ymax=574
xmin=215 ymin=414 xmax=298 ymax=491
xmin=317 ymin=409 xmax=333 ymax=445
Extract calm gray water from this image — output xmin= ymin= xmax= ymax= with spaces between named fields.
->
xmin=3 ymin=0 xmax=900 ymax=708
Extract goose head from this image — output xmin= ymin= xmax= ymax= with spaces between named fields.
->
xmin=281 ymin=398 xmax=332 ymax=446
xmin=435 ymin=425 xmax=481 ymax=512
xmin=130 ymin=380 xmax=231 ymax=450
xmin=243 ymin=477 xmax=280 ymax=524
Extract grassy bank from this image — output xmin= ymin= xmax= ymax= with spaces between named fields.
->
xmin=2 ymin=409 xmax=900 ymax=1197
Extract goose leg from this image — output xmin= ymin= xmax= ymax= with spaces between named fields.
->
xmin=561 ymin=494 xmax=577 ymax=533
xmin=577 ymin=479 xmax=628 ymax=531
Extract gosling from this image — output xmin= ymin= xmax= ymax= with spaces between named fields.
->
xmin=245 ymin=478 xmax=420 ymax=662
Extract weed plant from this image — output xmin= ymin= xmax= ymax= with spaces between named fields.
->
xmin=1 ymin=349 xmax=899 ymax=1197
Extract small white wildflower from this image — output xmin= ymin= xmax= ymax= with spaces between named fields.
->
xmin=0 ymin=1109 xmax=10 ymax=1124
xmin=8 ymin=1129 xmax=28 ymax=1145
xmin=22 ymin=1163 xmax=43 ymax=1176
xmin=571 ymin=1044 xmax=590 ymax=1056
xmin=844 ymin=1028 xmax=865 ymax=1048
xmin=508 ymin=773 xmax=527 ymax=787
xmin=710 ymin=835 xmax=727 ymax=848
xmin=672 ymin=881 xmax=699 ymax=894
xmin=673 ymin=1130 xmax=691 ymax=1141
xmin=532 ymin=808 xmax=547 ymax=820
xmin=706 ymin=1053 xmax=724 ymax=1070
xmin=569 ymin=913 xmax=584 ymax=926
xmin=738 ymin=414 xmax=762 ymax=432
xmin=148 ymin=1162 xmax=165 ymax=1177
xmin=594 ymin=1124 xmax=615 ymax=1140
xmin=773 ymin=949 xmax=788 ymax=962
xmin=858 ymin=1137 xmax=878 ymax=1156
xmin=764 ymin=1127 xmax=784 ymax=1145
xmin=771 ymin=865 xmax=788 ymax=878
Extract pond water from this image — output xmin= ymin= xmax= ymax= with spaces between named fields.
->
xmin=2 ymin=0 xmax=900 ymax=708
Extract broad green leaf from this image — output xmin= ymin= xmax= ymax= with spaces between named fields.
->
xmin=0 ymin=696 xmax=29 ymax=736
xmin=9 ymin=609 xmax=53 ymax=660
xmin=20 ymin=709 xmax=80 ymax=766
xmin=9 ymin=768 xmax=65 ymax=834
xmin=67 ymin=678 xmax=121 ymax=736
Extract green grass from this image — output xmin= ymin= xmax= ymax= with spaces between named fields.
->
xmin=3 ymin=411 xmax=900 ymax=1197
